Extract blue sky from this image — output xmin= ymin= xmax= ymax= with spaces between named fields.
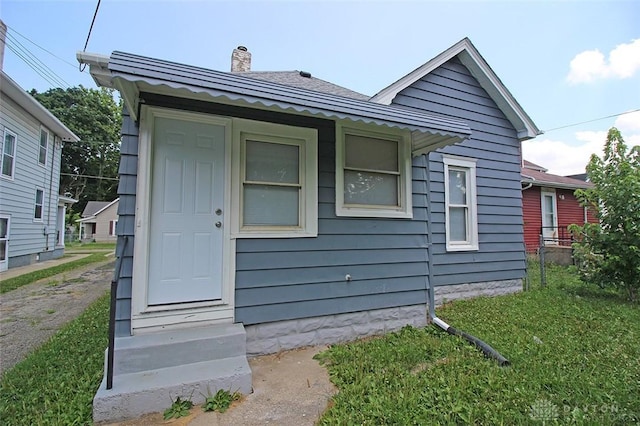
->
xmin=2 ymin=0 xmax=639 ymax=175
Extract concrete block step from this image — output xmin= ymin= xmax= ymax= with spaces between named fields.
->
xmin=113 ymin=323 xmax=247 ymax=375
xmin=93 ymin=355 xmax=252 ymax=423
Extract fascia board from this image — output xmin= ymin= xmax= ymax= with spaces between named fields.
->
xmin=1 ymin=72 xmax=80 ymax=142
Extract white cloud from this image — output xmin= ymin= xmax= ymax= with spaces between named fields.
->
xmin=614 ymin=110 xmax=640 ymax=134
xmin=522 ymin=134 xmax=605 ymax=176
xmin=567 ymin=39 xmax=640 ymax=84
xmin=523 ymin=111 xmax=640 ymax=176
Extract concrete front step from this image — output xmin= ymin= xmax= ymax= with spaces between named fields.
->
xmin=113 ymin=323 xmax=247 ymax=375
xmin=93 ymin=355 xmax=252 ymax=423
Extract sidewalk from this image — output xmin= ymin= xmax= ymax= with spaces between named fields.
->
xmin=0 ymin=250 xmax=113 ymax=281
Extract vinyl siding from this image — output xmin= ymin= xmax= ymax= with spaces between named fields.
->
xmin=115 ymin=95 xmax=431 ymax=329
xmin=91 ymin=200 xmax=119 ymax=242
xmin=392 ymin=57 xmax=526 ymax=286
xmin=522 ymin=186 xmax=542 ymax=252
xmin=0 ymin=94 xmax=62 ymax=261
xmin=113 ymin=108 xmax=137 ymax=336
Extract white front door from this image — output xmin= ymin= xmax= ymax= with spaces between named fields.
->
xmin=0 ymin=215 xmax=8 ymax=272
xmin=147 ymin=116 xmax=226 ymax=305
xmin=541 ymin=190 xmax=558 ymax=244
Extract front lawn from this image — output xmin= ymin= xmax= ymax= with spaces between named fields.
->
xmin=1 ymin=263 xmax=637 ymax=425
xmin=317 ymin=263 xmax=640 ymax=425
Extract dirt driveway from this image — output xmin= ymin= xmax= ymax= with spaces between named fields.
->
xmin=0 ymin=259 xmax=114 ymax=375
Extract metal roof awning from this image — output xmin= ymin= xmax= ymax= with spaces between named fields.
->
xmin=78 ymin=51 xmax=473 ymax=154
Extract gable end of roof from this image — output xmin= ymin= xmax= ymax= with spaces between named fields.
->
xmin=370 ymin=38 xmax=540 ymax=141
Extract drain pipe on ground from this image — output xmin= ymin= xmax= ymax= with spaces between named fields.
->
xmin=421 ymin=155 xmax=510 ymax=367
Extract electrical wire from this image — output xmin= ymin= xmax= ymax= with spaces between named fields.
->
xmin=79 ymin=0 xmax=102 ymax=72
xmin=60 ymin=173 xmax=119 ymax=181
xmin=4 ymin=24 xmax=81 ymax=70
xmin=5 ymin=42 xmax=69 ymax=88
xmin=3 ymin=29 xmax=70 ymax=88
xmin=542 ymin=108 xmax=640 ymax=133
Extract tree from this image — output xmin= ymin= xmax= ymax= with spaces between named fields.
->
xmin=30 ymin=86 xmax=122 ymax=213
xmin=570 ymin=127 xmax=640 ymax=302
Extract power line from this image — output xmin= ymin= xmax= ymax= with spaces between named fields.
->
xmin=542 ymin=109 xmax=640 ymax=133
xmin=5 ymin=42 xmax=69 ymax=88
xmin=79 ymin=0 xmax=102 ymax=72
xmin=4 ymin=24 xmax=80 ymax=70
xmin=2 ymin=27 xmax=70 ymax=88
xmin=60 ymin=173 xmax=119 ymax=181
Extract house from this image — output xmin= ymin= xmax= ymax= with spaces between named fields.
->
xmin=0 ymin=68 xmax=79 ymax=272
xmin=521 ymin=160 xmax=596 ymax=253
xmin=78 ymin=38 xmax=539 ymax=422
xmin=78 ymin=198 xmax=119 ymax=242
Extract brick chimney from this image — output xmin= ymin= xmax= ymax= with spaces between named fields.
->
xmin=231 ymin=46 xmax=251 ymax=72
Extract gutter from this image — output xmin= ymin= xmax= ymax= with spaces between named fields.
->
xmin=521 ymin=174 xmax=535 ymax=190
xmin=423 ymin=155 xmax=510 ymax=367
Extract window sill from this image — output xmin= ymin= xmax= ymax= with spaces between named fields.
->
xmin=446 ymin=243 xmax=479 ymax=252
xmin=232 ymin=228 xmax=317 ymax=239
xmin=336 ymin=206 xmax=413 ymax=219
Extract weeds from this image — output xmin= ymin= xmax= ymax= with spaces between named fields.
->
xmin=163 ymin=396 xmax=193 ymax=420
xmin=202 ymin=389 xmax=241 ymax=413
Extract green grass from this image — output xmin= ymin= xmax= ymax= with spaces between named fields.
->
xmin=0 ymin=294 xmax=109 ymax=425
xmin=317 ymin=263 xmax=640 ymax=425
xmin=0 ymin=253 xmax=112 ymax=294
xmin=65 ymin=242 xmax=116 ymax=251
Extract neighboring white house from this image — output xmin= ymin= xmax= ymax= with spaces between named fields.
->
xmin=78 ymin=198 xmax=119 ymax=242
xmin=0 ymin=70 xmax=79 ymax=271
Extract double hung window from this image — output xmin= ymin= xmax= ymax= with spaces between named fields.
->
xmin=336 ymin=125 xmax=412 ymax=218
xmin=443 ymin=155 xmax=478 ymax=251
xmin=233 ymin=119 xmax=317 ymax=237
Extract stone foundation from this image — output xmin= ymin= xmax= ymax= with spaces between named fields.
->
xmin=434 ymin=279 xmax=523 ymax=305
xmin=245 ymin=279 xmax=523 ymax=356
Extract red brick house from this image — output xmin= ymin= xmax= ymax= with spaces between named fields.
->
xmin=521 ymin=160 xmax=596 ymax=253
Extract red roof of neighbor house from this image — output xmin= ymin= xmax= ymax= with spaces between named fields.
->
xmin=521 ymin=161 xmax=593 ymax=190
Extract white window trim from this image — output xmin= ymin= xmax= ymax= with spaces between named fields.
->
xmin=1 ymin=128 xmax=17 ymax=180
xmin=443 ymin=155 xmax=478 ymax=251
xmin=335 ymin=123 xmax=413 ymax=218
xmin=34 ymin=187 xmax=44 ymax=222
xmin=38 ymin=127 xmax=49 ymax=167
xmin=109 ymin=220 xmax=118 ymax=236
xmin=231 ymin=118 xmax=318 ymax=238
xmin=540 ymin=188 xmax=558 ymax=244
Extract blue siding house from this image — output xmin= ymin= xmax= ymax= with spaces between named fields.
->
xmin=0 ymin=70 xmax=79 ymax=271
xmin=79 ymin=38 xmax=539 ymax=422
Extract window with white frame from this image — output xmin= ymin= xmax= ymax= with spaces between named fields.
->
xmin=443 ymin=155 xmax=478 ymax=251
xmin=109 ymin=220 xmax=118 ymax=236
xmin=232 ymin=119 xmax=318 ymax=237
xmin=336 ymin=124 xmax=412 ymax=218
xmin=34 ymin=188 xmax=44 ymax=221
xmin=39 ymin=128 xmax=49 ymax=166
xmin=2 ymin=128 xmax=17 ymax=179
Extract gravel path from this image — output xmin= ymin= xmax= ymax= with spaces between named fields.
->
xmin=0 ymin=260 xmax=114 ymax=375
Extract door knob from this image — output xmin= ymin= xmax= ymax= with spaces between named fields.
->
xmin=215 ymin=221 xmax=222 ymax=228
xmin=215 ymin=209 xmax=222 ymax=215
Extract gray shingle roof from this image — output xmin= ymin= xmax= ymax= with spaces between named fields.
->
xmin=82 ymin=201 xmax=111 ymax=217
xmin=236 ymin=71 xmax=370 ymax=101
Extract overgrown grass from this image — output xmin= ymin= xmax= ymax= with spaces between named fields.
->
xmin=0 ymin=294 xmax=109 ymax=425
xmin=317 ymin=263 xmax=640 ymax=425
xmin=0 ymin=252 xmax=112 ymax=294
